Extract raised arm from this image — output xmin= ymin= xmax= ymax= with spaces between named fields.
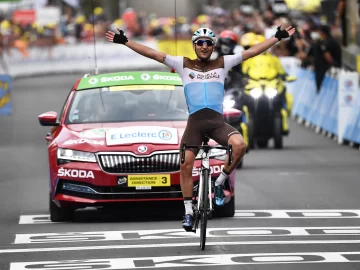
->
xmin=105 ymin=29 xmax=166 ymax=63
xmin=242 ymin=26 xmax=296 ymax=61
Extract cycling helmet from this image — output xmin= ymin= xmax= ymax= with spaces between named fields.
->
xmin=217 ymin=30 xmax=239 ymax=56
xmin=219 ymin=30 xmax=238 ymax=44
xmin=192 ymin=27 xmax=217 ymax=43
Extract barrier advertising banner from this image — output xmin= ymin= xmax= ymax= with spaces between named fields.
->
xmin=0 ymin=74 xmax=12 ymax=115
xmin=337 ymin=70 xmax=359 ymax=143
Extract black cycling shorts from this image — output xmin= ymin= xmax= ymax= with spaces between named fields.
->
xmin=181 ymin=108 xmax=241 ymax=154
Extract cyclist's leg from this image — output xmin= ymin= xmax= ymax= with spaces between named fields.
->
xmin=180 ymin=118 xmax=203 ymax=231
xmin=209 ymin=121 xmax=247 ymax=206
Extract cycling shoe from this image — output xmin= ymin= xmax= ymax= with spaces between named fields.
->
xmin=182 ymin=214 xmax=194 ymax=232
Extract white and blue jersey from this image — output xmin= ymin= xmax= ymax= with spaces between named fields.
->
xmin=164 ymin=54 xmax=243 ymax=115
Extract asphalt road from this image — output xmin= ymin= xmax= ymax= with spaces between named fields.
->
xmin=1 ymin=74 xmax=360 ymax=269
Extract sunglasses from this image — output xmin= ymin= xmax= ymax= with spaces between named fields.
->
xmin=194 ymin=39 xmax=214 ymax=46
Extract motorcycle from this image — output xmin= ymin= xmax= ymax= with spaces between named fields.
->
xmin=242 ymin=73 xmax=296 ymax=149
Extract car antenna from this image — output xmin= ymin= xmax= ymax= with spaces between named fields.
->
xmin=91 ymin=0 xmax=105 ymax=117
xmin=164 ymin=0 xmax=177 ymax=112
xmin=91 ymin=0 xmax=99 ymax=75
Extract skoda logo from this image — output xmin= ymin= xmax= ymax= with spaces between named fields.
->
xmin=141 ymin=73 xmax=151 ymax=81
xmin=138 ymin=145 xmax=148 ymax=153
xmin=88 ymin=78 xmax=98 ymax=84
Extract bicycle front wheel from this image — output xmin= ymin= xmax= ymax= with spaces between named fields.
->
xmin=200 ymin=169 xmax=209 ymax=250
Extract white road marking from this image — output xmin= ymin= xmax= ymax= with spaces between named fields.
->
xmin=13 ymin=226 xmax=360 ymax=244
xmin=302 ymin=212 xmax=342 ymax=217
xmin=19 ymin=215 xmax=52 ymax=224
xmin=9 ymin=252 xmax=360 ymax=269
xmin=19 ymin=210 xmax=360 ymax=224
xmin=234 ymin=209 xmax=360 ymax=218
xmin=252 ymin=256 xmax=304 ymax=262
xmin=5 ymin=240 xmax=360 ymax=254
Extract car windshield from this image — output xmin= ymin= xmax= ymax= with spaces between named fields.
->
xmin=65 ymin=85 xmax=189 ymax=124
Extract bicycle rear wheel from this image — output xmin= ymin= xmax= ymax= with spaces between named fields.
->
xmin=200 ymin=169 xmax=209 ymax=250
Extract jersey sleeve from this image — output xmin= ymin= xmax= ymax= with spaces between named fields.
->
xmin=163 ymin=55 xmax=184 ymax=76
xmin=224 ymin=54 xmax=243 ymax=73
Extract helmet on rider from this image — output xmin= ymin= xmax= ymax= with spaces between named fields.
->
xmin=217 ymin=30 xmax=238 ymax=56
xmin=192 ymin=27 xmax=216 ymax=61
xmin=240 ymin=32 xmax=257 ymax=50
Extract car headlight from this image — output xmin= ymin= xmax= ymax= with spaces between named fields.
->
xmin=57 ymin=148 xmax=96 ymax=163
xmin=250 ymin=88 xmax=262 ymax=98
xmin=223 ymin=98 xmax=235 ymax=108
xmin=265 ymin=88 xmax=278 ymax=98
xmin=195 ymin=146 xmax=227 ymax=160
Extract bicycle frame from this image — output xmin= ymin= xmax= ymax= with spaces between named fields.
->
xmin=197 ymin=147 xmax=212 ymax=214
xmin=181 ymin=135 xmax=233 ymax=250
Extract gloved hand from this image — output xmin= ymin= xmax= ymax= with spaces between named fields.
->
xmin=113 ymin=29 xmax=128 ymax=44
xmin=274 ymin=26 xmax=290 ymax=41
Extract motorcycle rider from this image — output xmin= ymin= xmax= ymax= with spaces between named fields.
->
xmin=242 ymin=34 xmax=290 ymax=135
xmin=105 ymin=25 xmax=295 ymax=231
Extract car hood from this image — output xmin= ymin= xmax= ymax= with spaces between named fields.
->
xmin=56 ymin=121 xmax=188 ymax=153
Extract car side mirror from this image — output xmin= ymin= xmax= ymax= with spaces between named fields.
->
xmin=38 ymin=111 xmax=59 ymax=126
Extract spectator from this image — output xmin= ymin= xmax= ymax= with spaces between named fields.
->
xmin=308 ymin=25 xmax=342 ymax=93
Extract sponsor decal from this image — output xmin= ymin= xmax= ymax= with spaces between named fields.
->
xmin=344 ymin=80 xmax=354 ymax=91
xmin=137 ymin=145 xmax=148 ymax=153
xmin=153 ymin=74 xmax=182 ymax=81
xmin=344 ymin=95 xmax=353 ymax=105
xmin=80 ymin=128 xmax=110 ymax=138
xmin=127 ymin=174 xmax=170 ymax=187
xmin=136 ymin=186 xmax=151 ymax=190
xmin=192 ymin=165 xmax=224 ymax=177
xmin=88 ymin=78 xmax=98 ymax=85
xmin=117 ymin=176 xmax=127 ymax=185
xmin=106 ymin=126 xmax=178 ymax=145
xmin=197 ymin=72 xmax=220 ymax=80
xmin=63 ymin=139 xmax=104 ymax=145
xmin=57 ymin=168 xmax=95 ymax=179
xmin=11 ymin=252 xmax=360 ymax=269
xmin=189 ymin=72 xmax=196 ymax=79
xmin=141 ymin=73 xmax=151 ymax=81
xmin=100 ymin=75 xmax=135 ymax=83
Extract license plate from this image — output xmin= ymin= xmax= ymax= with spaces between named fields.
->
xmin=127 ymin=174 xmax=171 ymax=187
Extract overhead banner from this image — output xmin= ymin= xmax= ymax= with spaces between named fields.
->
xmin=0 ymin=74 xmax=12 ymax=115
xmin=337 ymin=70 xmax=359 ymax=143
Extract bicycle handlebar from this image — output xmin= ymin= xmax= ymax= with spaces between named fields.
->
xmin=181 ymin=143 xmax=233 ymax=166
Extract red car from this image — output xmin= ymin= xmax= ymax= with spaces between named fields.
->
xmin=38 ymin=71 xmax=241 ymax=222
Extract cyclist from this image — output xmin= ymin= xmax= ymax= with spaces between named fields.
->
xmin=105 ymin=25 xmax=295 ymax=231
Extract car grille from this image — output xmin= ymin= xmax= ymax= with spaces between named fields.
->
xmin=97 ymin=151 xmax=180 ymax=173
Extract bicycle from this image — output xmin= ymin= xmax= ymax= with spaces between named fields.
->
xmin=180 ymin=135 xmax=233 ymax=250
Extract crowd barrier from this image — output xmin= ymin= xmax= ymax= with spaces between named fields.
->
xmin=0 ymin=75 xmax=12 ymax=115
xmin=291 ymin=66 xmax=360 ymax=148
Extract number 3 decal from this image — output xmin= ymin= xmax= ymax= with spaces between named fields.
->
xmin=162 ymin=176 xmax=167 ymax=184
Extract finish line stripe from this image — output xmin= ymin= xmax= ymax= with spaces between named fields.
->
xmin=4 ymin=239 xmax=360 ymax=254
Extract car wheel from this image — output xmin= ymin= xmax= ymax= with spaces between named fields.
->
xmin=216 ymin=196 xmax=235 ymax=217
xmin=274 ymin=115 xmax=283 ymax=149
xmin=49 ymin=195 xmax=74 ymax=222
